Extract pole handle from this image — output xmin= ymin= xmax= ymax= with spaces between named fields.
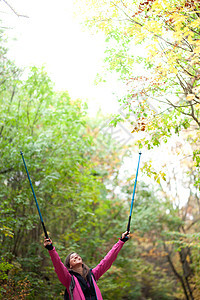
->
xmin=127 ymin=215 xmax=131 ymax=233
xmin=42 ymin=222 xmax=49 ymax=239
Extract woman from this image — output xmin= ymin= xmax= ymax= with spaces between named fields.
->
xmin=44 ymin=231 xmax=130 ymax=300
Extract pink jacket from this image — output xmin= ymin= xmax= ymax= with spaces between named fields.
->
xmin=49 ymin=239 xmax=125 ymax=299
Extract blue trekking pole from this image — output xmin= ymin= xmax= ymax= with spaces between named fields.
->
xmin=126 ymin=152 xmax=142 ymax=233
xmin=20 ymin=151 xmax=49 ymax=239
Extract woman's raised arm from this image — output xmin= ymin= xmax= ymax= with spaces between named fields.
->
xmin=92 ymin=231 xmax=130 ymax=281
xmin=44 ymin=237 xmax=72 ymax=289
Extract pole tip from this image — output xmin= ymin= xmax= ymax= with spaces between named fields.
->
xmin=139 ymin=151 xmax=142 ymax=155
xmin=20 ymin=151 xmax=23 ymax=155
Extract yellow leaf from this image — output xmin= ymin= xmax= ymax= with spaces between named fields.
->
xmin=191 ymin=19 xmax=200 ymax=28
xmin=194 ymin=46 xmax=200 ymax=54
xmin=188 ymin=34 xmax=193 ymax=44
xmin=186 ymin=94 xmax=195 ymax=101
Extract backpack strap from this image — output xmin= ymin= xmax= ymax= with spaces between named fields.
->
xmin=69 ymin=275 xmax=75 ymax=300
xmin=90 ymin=269 xmax=96 ymax=281
xmin=89 ymin=269 xmax=98 ymax=300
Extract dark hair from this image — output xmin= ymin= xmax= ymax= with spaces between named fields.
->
xmin=64 ymin=252 xmax=90 ymax=281
xmin=64 ymin=252 xmax=74 ymax=269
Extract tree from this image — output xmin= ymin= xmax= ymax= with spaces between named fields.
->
xmin=74 ymin=0 xmax=200 ymax=184
xmin=123 ymin=180 xmax=200 ymax=300
xmin=0 ymin=61 xmax=133 ymax=298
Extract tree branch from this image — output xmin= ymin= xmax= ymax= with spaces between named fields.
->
xmin=0 ymin=167 xmax=14 ymax=174
xmin=163 ymin=243 xmax=190 ymax=300
xmin=2 ymin=0 xmax=29 ymax=18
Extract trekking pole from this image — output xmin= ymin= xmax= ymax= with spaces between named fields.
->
xmin=126 ymin=152 xmax=142 ymax=233
xmin=20 ymin=151 xmax=49 ymax=239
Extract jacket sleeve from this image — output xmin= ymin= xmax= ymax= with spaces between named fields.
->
xmin=48 ymin=247 xmax=71 ymax=289
xmin=92 ymin=239 xmax=124 ymax=281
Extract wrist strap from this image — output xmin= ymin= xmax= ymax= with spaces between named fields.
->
xmin=45 ymin=244 xmax=53 ymax=250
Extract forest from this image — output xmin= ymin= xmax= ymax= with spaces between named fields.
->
xmin=0 ymin=0 xmax=200 ymax=299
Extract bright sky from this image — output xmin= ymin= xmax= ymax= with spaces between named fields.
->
xmin=2 ymin=0 xmax=121 ymax=114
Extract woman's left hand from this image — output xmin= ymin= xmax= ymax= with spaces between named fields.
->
xmin=121 ymin=231 xmax=130 ymax=242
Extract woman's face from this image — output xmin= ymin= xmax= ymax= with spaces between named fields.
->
xmin=70 ymin=253 xmax=83 ymax=268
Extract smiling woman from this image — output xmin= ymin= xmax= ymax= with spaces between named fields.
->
xmin=43 ymin=231 xmax=130 ymax=300
xmin=68 ymin=253 xmax=83 ymax=268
